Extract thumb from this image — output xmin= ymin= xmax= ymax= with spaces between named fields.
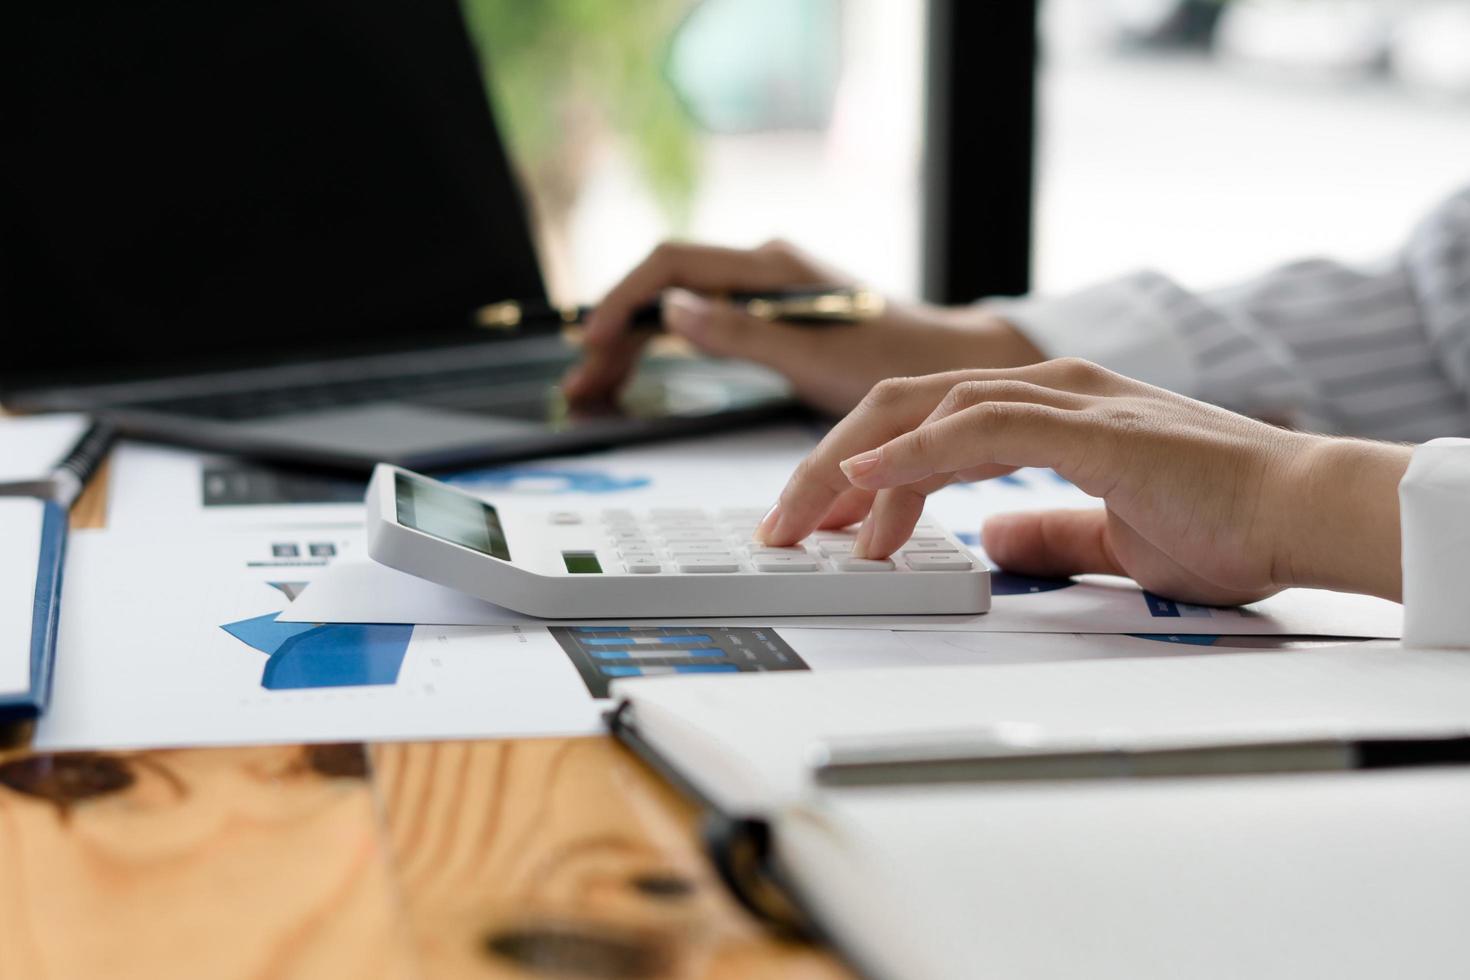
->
xmin=664 ymin=288 xmax=816 ymax=370
xmin=981 ymin=508 xmax=1125 ymax=579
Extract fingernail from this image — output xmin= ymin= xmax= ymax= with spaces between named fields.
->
xmin=840 ymin=449 xmax=881 ymax=479
xmin=756 ymin=504 xmax=781 ymax=543
xmin=663 ymin=289 xmax=711 ymax=335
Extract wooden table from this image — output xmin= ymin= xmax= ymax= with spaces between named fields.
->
xmin=0 ymin=463 xmax=849 ymax=980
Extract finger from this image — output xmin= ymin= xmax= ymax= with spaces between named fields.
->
xmin=562 ymin=332 xmax=648 ymax=402
xmin=585 ymin=241 xmax=814 ymax=346
xmin=980 ymin=509 xmax=1125 ymax=578
xmin=817 ymin=486 xmax=876 ymax=530
xmin=758 ymin=373 xmax=973 ymax=546
xmin=930 ymin=357 xmax=1126 ymax=398
xmin=841 ymin=402 xmax=1091 ymax=492
xmin=662 ymin=289 xmax=825 ymax=375
xmin=919 ymin=378 xmax=1093 ymax=427
xmin=853 ymin=484 xmax=930 ymax=559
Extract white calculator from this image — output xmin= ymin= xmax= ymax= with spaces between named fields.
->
xmin=365 ymin=464 xmax=991 ymax=619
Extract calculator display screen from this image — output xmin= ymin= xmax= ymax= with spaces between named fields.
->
xmin=394 ymin=473 xmax=511 ymax=561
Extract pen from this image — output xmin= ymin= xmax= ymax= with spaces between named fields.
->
xmin=474 ymin=285 xmax=885 ymax=332
xmin=808 ymin=731 xmax=1470 ymax=787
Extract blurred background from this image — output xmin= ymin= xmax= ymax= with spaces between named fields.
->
xmin=464 ymin=0 xmax=1470 ymax=306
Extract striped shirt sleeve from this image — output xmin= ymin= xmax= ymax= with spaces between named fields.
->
xmin=991 ymin=186 xmax=1470 ymax=442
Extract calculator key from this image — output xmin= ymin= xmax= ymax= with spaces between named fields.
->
xmin=624 ymin=561 xmax=662 ymax=574
xmin=748 ymin=545 xmax=808 ymax=557
xmin=905 ymin=554 xmax=974 ymax=571
xmin=901 ymin=540 xmax=960 ymax=553
xmin=719 ymin=507 xmax=769 ymax=520
xmin=617 ymin=549 xmax=658 ymax=561
xmin=651 ymin=507 xmax=706 ymax=519
xmin=818 ymin=541 xmax=855 ymax=556
xmin=550 ymin=511 xmax=583 ymax=525
xmin=668 ymin=543 xmax=735 ymax=555
xmin=835 ymin=557 xmax=895 ymax=572
xmin=755 ymin=558 xmax=820 ymax=572
xmin=814 ymin=530 xmax=858 ymax=541
xmin=652 ymin=517 xmax=716 ymax=529
xmin=677 ymin=558 xmax=741 ymax=573
xmin=661 ymin=534 xmax=727 ymax=545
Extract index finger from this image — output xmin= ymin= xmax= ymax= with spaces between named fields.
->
xmin=758 ymin=374 xmax=969 ymax=546
xmin=584 ymin=242 xmax=810 ymax=346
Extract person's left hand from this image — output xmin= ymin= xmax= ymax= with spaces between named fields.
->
xmin=756 ymin=359 xmax=1411 ymax=604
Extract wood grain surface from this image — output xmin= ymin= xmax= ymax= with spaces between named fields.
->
xmin=0 ymin=457 xmax=850 ymax=979
xmin=0 ymin=744 xmax=417 ymax=980
xmin=375 ymin=737 xmax=845 ymax=979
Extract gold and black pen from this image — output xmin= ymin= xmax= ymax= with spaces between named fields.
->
xmin=475 ymin=285 xmax=885 ymax=332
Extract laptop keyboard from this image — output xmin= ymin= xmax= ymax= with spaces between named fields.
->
xmin=132 ymin=360 xmax=568 ymax=422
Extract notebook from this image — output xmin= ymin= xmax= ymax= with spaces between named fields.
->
xmin=609 ymin=649 xmax=1470 ymax=980
xmin=0 ymin=498 xmax=66 ymax=720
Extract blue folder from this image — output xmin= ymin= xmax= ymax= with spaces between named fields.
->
xmin=0 ymin=499 xmax=65 ymax=721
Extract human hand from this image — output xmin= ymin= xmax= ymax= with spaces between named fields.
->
xmin=561 ymin=239 xmax=1042 ymax=416
xmin=757 ymin=359 xmax=1412 ymax=604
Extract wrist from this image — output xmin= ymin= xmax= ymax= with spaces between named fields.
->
xmin=926 ymin=305 xmax=1044 ymax=368
xmin=1274 ymin=436 xmax=1413 ymax=600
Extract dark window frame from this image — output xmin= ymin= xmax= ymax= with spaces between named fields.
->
xmin=922 ymin=0 xmax=1038 ymax=304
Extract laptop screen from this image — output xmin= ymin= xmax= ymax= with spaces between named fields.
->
xmin=1 ymin=0 xmax=547 ymax=392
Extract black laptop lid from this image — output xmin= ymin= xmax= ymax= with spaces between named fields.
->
xmin=1 ymin=0 xmax=547 ymax=393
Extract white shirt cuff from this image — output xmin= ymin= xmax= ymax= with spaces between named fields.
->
xmin=1400 ymin=437 xmax=1470 ymax=649
xmin=986 ymin=274 xmax=1202 ymax=396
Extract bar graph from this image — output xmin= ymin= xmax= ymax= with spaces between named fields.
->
xmin=550 ymin=626 xmax=810 ymax=698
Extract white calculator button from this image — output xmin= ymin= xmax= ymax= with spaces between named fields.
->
xmin=835 ymin=557 xmax=895 ymax=572
xmin=755 ymin=558 xmax=820 ymax=572
xmin=549 ymin=511 xmax=583 ymax=525
xmin=748 ymin=546 xmax=808 ymax=557
xmin=618 ymin=549 xmax=658 ymax=560
xmin=905 ymin=554 xmax=974 ymax=571
xmin=609 ymin=528 xmax=651 ymax=539
xmin=668 ymin=543 xmax=735 ymax=555
xmin=901 ymin=541 xmax=960 ymax=553
xmin=602 ymin=508 xmax=636 ymax=521
xmin=677 ymin=558 xmax=741 ymax=573
xmin=719 ymin=507 xmax=769 ymax=520
xmin=818 ymin=541 xmax=855 ymax=556
xmin=624 ymin=561 xmax=663 ymax=574
xmin=813 ymin=530 xmax=858 ymax=541
xmin=651 ymin=507 xmax=706 ymax=519
xmin=661 ymin=534 xmax=727 ymax=545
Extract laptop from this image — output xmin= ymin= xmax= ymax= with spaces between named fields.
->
xmin=1 ymin=0 xmax=796 ymax=472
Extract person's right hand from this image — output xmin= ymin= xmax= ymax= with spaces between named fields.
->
xmin=561 ymin=239 xmax=1043 ymax=416
xmin=758 ymin=359 xmax=1413 ymax=605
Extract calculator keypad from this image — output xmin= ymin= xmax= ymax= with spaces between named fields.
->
xmin=586 ymin=508 xmax=973 ymax=575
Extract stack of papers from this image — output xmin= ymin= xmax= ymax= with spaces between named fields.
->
xmin=37 ymin=426 xmax=1405 ymax=750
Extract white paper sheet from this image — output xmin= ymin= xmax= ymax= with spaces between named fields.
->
xmin=35 ymin=528 xmax=607 ymax=750
xmin=0 ymin=413 xmax=88 ymax=488
xmin=39 ymin=525 xmax=1337 ymax=751
xmin=105 ymin=424 xmax=826 ymax=530
xmin=280 ymin=558 xmax=1403 ymax=638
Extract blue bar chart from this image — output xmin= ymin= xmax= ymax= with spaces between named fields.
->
xmin=550 ymin=626 xmax=810 ymax=698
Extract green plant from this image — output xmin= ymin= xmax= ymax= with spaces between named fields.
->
xmin=460 ymin=0 xmax=700 ymax=295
